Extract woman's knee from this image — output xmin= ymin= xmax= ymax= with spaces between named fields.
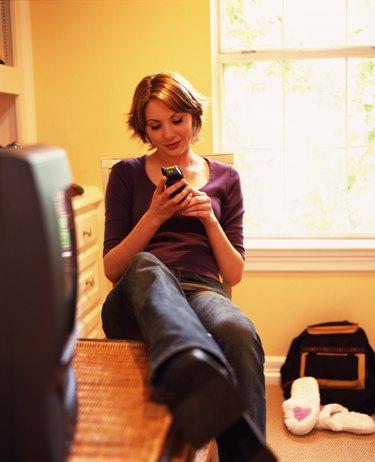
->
xmin=101 ymin=284 xmax=143 ymax=340
xmin=127 ymin=252 xmax=180 ymax=294
xmin=214 ymin=314 xmax=264 ymax=358
xmin=120 ymin=252 xmax=159 ymax=283
xmin=130 ymin=251 xmax=161 ymax=270
xmin=222 ymin=315 xmax=256 ymax=342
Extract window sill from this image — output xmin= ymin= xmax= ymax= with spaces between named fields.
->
xmin=244 ymin=238 xmax=375 ymax=272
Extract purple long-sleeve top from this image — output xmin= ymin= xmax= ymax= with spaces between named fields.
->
xmin=103 ymin=155 xmax=245 ymax=282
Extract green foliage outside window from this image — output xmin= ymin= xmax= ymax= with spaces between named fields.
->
xmin=216 ymin=0 xmax=375 ymax=235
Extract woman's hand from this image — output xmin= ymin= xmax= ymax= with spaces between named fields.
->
xmin=148 ymin=177 xmax=193 ymax=225
xmin=180 ymin=187 xmax=244 ymax=286
xmin=179 ymin=187 xmax=217 ymax=226
xmin=104 ymin=176 xmax=192 ymax=283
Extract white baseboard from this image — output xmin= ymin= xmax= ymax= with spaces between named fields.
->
xmin=264 ymin=355 xmax=285 ymax=385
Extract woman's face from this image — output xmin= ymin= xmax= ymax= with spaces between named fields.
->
xmin=144 ymin=99 xmax=194 ymax=158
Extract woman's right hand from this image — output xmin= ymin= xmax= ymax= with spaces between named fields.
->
xmin=104 ymin=177 xmax=192 ymax=283
xmin=148 ymin=177 xmax=192 ymax=225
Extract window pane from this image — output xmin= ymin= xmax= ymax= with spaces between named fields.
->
xmin=284 ymin=148 xmax=348 ymax=233
xmin=222 ymin=58 xmax=375 ymax=234
xmin=236 ymin=149 xmax=284 ymax=233
xmin=347 ymin=147 xmax=375 ymax=231
xmin=347 ymin=58 xmax=375 ymax=146
xmin=222 ymin=62 xmax=283 ymax=149
xmin=222 ymin=60 xmax=346 ymax=150
xmin=347 ymin=57 xmax=375 ymax=232
xmin=236 ymin=146 xmax=375 ymax=235
xmin=284 ymin=0 xmax=345 ymax=48
xmin=236 ymin=147 xmax=355 ymax=235
xmin=220 ymin=0 xmax=283 ymax=50
xmin=285 ymin=59 xmax=345 ymax=148
xmin=220 ymin=0 xmax=375 ymax=50
xmin=347 ymin=0 xmax=375 ymax=45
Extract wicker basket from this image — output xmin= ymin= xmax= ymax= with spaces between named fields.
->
xmin=68 ymin=339 xmax=213 ymax=462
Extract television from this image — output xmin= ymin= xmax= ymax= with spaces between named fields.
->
xmin=0 ymin=144 xmax=78 ymax=461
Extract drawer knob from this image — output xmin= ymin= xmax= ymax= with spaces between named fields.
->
xmin=83 ymin=228 xmax=92 ymax=238
xmin=85 ymin=277 xmax=95 ymax=287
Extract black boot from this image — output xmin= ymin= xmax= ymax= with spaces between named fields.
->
xmin=154 ymin=348 xmax=245 ymax=447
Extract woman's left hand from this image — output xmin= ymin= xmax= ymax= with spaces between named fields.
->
xmin=179 ymin=187 xmax=217 ymax=226
xmin=180 ymin=186 xmax=244 ymax=286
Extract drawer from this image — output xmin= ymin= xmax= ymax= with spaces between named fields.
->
xmin=77 ymin=245 xmax=99 ymax=273
xmin=72 ymin=186 xmax=105 ymax=340
xmin=77 ymin=261 xmax=100 ymax=299
xmin=75 ymin=209 xmax=99 ymax=251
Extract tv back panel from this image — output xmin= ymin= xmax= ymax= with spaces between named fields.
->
xmin=0 ymin=144 xmax=78 ymax=461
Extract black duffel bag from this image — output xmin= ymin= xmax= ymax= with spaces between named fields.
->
xmin=280 ymin=321 xmax=375 ymax=415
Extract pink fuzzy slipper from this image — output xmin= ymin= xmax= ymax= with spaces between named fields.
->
xmin=316 ymin=403 xmax=375 ymax=434
xmin=282 ymin=377 xmax=320 ymax=436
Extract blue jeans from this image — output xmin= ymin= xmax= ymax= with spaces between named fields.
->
xmin=101 ymin=252 xmax=266 ymax=437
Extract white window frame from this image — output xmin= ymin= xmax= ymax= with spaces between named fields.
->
xmin=210 ymin=0 xmax=375 ymax=271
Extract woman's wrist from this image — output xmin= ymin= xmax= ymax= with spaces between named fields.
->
xmin=144 ymin=208 xmax=164 ymax=230
xmin=201 ymin=213 xmax=219 ymax=230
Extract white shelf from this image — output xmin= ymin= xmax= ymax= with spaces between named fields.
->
xmin=0 ymin=0 xmax=36 ymax=145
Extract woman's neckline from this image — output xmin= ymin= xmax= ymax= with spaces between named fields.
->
xmin=142 ymin=153 xmax=212 ymax=191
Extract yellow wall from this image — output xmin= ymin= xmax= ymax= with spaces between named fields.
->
xmin=29 ymin=0 xmax=375 ymax=357
xmin=233 ymin=272 xmax=375 ymax=356
xmin=29 ymin=0 xmax=213 ymax=187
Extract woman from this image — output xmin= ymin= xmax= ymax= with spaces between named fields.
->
xmin=102 ymin=72 xmax=273 ymax=461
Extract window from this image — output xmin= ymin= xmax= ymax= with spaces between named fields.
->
xmin=212 ymin=0 xmax=375 ymax=270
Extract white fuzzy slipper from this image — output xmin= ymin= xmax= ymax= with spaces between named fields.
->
xmin=282 ymin=376 xmax=321 ymax=436
xmin=316 ymin=403 xmax=375 ymax=435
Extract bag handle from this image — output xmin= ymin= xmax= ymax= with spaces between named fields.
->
xmin=307 ymin=321 xmax=359 ymax=335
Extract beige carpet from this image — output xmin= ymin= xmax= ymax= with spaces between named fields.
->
xmin=266 ymin=385 xmax=375 ymax=462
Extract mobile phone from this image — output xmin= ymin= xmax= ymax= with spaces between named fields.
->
xmin=161 ymin=165 xmax=184 ymax=198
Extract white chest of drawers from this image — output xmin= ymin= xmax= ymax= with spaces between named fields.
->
xmin=72 ymin=186 xmax=106 ymax=338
